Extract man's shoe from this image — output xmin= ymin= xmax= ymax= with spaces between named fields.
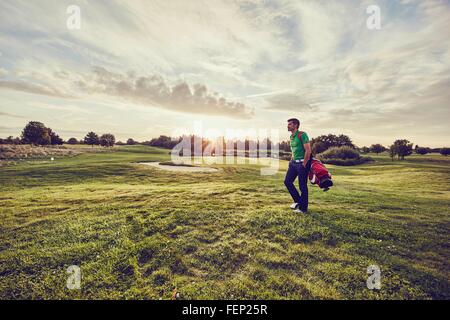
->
xmin=290 ymin=203 xmax=298 ymax=210
xmin=293 ymin=204 xmax=307 ymax=214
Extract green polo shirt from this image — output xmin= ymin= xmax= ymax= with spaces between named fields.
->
xmin=290 ymin=129 xmax=310 ymax=160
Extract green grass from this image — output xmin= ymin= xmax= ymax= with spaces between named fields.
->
xmin=0 ymin=146 xmax=449 ymax=299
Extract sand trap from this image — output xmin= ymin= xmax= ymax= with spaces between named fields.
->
xmin=138 ymin=162 xmax=218 ymax=173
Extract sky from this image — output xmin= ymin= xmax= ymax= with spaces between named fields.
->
xmin=0 ymin=0 xmax=449 ymax=147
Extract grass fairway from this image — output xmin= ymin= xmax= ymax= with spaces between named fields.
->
xmin=0 ymin=145 xmax=449 ymax=299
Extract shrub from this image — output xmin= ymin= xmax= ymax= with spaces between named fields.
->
xmin=370 ymin=144 xmax=386 ymax=154
xmin=440 ymin=148 xmax=450 ymax=156
xmin=416 ymin=147 xmax=429 ymax=155
xmin=127 ymin=138 xmax=137 ymax=145
xmin=0 ymin=136 xmax=22 ymax=145
xmin=310 ymin=133 xmax=355 ymax=155
xmin=318 ymin=146 xmax=360 ymax=159
xmin=360 ymin=146 xmax=370 ymax=154
xmin=67 ymin=138 xmax=78 ymax=145
xmin=317 ymin=146 xmax=373 ymax=166
xmin=148 ymin=135 xmax=181 ymax=149
xmin=48 ymin=128 xmax=63 ymax=145
xmin=311 ymin=141 xmax=328 ymax=155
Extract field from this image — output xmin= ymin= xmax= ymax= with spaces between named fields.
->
xmin=0 ymin=145 xmax=449 ymax=299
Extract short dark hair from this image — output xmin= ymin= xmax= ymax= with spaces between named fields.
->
xmin=287 ymin=118 xmax=300 ymax=128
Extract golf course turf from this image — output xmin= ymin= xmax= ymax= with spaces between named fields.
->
xmin=0 ymin=145 xmax=449 ymax=299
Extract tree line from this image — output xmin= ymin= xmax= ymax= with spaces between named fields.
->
xmin=1 ymin=121 xmax=449 ymax=158
xmin=0 ymin=121 xmax=116 ymax=147
xmin=359 ymin=141 xmax=450 ymax=158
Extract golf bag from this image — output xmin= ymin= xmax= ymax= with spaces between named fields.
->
xmin=308 ymin=158 xmax=333 ymax=191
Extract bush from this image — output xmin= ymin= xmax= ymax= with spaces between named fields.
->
xmin=440 ymin=148 xmax=450 ymax=156
xmin=127 ymin=138 xmax=137 ymax=145
xmin=311 ymin=134 xmax=355 ymax=155
xmin=370 ymin=144 xmax=386 ymax=154
xmin=147 ymin=135 xmax=181 ymax=149
xmin=317 ymin=146 xmax=373 ymax=166
xmin=360 ymin=146 xmax=370 ymax=154
xmin=318 ymin=146 xmax=360 ymax=159
xmin=67 ymin=137 xmax=78 ymax=145
xmin=416 ymin=147 xmax=429 ymax=155
xmin=0 ymin=136 xmax=22 ymax=145
xmin=48 ymin=128 xmax=63 ymax=145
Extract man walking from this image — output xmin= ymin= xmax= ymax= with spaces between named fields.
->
xmin=284 ymin=118 xmax=312 ymax=213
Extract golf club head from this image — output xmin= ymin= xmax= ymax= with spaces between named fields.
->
xmin=320 ymin=178 xmax=333 ymax=190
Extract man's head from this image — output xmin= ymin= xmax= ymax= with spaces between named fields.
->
xmin=287 ymin=118 xmax=300 ymax=132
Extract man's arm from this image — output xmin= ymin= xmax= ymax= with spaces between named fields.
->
xmin=303 ymin=142 xmax=311 ymax=168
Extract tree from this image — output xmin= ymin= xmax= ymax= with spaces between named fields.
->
xmin=336 ymin=134 xmax=355 ymax=148
xmin=388 ymin=145 xmax=396 ymax=161
xmin=84 ymin=132 xmax=100 ymax=147
xmin=148 ymin=135 xmax=181 ymax=149
xmin=391 ymin=139 xmax=413 ymax=160
xmin=127 ymin=138 xmax=136 ymax=145
xmin=370 ymin=144 xmax=386 ymax=155
xmin=312 ymin=141 xmax=328 ymax=155
xmin=360 ymin=146 xmax=370 ymax=154
xmin=48 ymin=128 xmax=63 ymax=145
xmin=310 ymin=133 xmax=355 ymax=155
xmin=440 ymin=148 xmax=450 ymax=156
xmin=100 ymin=133 xmax=115 ymax=147
xmin=21 ymin=121 xmax=51 ymax=145
xmin=67 ymin=138 xmax=78 ymax=145
xmin=416 ymin=147 xmax=429 ymax=155
xmin=0 ymin=136 xmax=21 ymax=145
xmin=12 ymin=136 xmax=22 ymax=145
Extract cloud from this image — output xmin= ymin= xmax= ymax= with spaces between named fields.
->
xmin=81 ymin=67 xmax=255 ymax=119
xmin=312 ymin=77 xmax=450 ymax=145
xmin=0 ymin=111 xmax=27 ymax=119
xmin=0 ymin=0 xmax=449 ymax=146
xmin=0 ymin=66 xmax=255 ymax=119
xmin=264 ymin=93 xmax=317 ymax=112
xmin=0 ymin=80 xmax=71 ymax=98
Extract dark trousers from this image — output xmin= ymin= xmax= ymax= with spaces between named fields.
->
xmin=284 ymin=159 xmax=312 ymax=212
